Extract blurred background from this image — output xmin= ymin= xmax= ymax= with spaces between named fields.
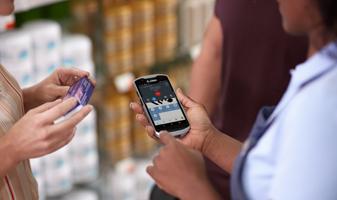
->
xmin=0 ymin=0 xmax=215 ymax=199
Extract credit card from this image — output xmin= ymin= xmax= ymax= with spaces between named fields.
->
xmin=64 ymin=76 xmax=95 ymax=114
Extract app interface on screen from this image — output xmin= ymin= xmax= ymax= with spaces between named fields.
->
xmin=139 ymin=80 xmax=186 ymax=125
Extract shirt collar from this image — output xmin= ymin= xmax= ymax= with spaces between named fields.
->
xmin=291 ymin=40 xmax=337 ymax=86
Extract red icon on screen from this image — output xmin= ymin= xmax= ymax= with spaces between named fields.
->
xmin=155 ymin=91 xmax=161 ymax=97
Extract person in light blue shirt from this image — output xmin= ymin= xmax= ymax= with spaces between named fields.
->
xmin=130 ymin=0 xmax=337 ymax=199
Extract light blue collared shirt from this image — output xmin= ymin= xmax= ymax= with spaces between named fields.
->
xmin=243 ymin=41 xmax=337 ymax=200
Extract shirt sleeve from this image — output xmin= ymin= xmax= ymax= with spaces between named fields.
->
xmin=269 ymin=89 xmax=337 ymax=199
xmin=214 ymin=0 xmax=224 ymax=19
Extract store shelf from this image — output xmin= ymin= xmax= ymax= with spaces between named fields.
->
xmin=15 ymin=0 xmax=66 ymax=13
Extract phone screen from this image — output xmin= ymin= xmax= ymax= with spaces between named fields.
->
xmin=135 ymin=75 xmax=189 ymax=132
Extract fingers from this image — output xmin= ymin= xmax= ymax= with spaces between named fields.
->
xmin=135 ymin=114 xmax=150 ymax=127
xmin=57 ymin=67 xmax=90 ymax=86
xmin=87 ymin=75 xmax=96 ymax=86
xmin=145 ymin=126 xmax=159 ymax=141
xmin=47 ymin=128 xmax=76 ymax=154
xmin=54 ymin=85 xmax=70 ymax=98
xmin=41 ymin=98 xmax=78 ymax=122
xmin=49 ymin=105 xmax=93 ymax=133
xmin=176 ymin=88 xmax=198 ymax=109
xmin=31 ymin=99 xmax=62 ymax=114
xmin=159 ymin=132 xmax=175 ymax=145
xmin=146 ymin=165 xmax=155 ymax=178
xmin=130 ymin=102 xmax=144 ymax=114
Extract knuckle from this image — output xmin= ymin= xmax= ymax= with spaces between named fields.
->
xmin=56 ymin=67 xmax=63 ymax=73
xmin=159 ymin=147 xmax=167 ymax=156
xmin=32 ymin=117 xmax=41 ymax=127
xmin=40 ymin=128 xmax=50 ymax=141
xmin=153 ymin=156 xmax=161 ymax=167
xmin=41 ymin=141 xmax=52 ymax=152
xmin=26 ymin=109 xmax=35 ymax=116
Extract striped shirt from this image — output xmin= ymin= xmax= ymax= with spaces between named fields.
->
xmin=0 ymin=65 xmax=38 ymax=200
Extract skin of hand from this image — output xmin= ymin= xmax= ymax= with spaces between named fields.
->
xmin=148 ymin=132 xmax=220 ymax=200
xmin=23 ymin=67 xmax=96 ymax=112
xmin=0 ymin=97 xmax=92 ymax=177
xmin=0 ymin=0 xmax=14 ymax=15
xmin=130 ymin=88 xmax=216 ymax=152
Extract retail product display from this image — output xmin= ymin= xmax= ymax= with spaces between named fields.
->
xmin=61 ymin=189 xmax=99 ymax=200
xmin=0 ymin=30 xmax=34 ymax=87
xmin=22 ymin=20 xmax=62 ymax=82
xmin=14 ymin=0 xmax=64 ymax=12
xmin=0 ymin=15 xmax=15 ymax=32
xmin=69 ymin=110 xmax=99 ymax=183
xmin=44 ymin=146 xmax=73 ymax=196
xmin=61 ymin=34 xmax=95 ymax=76
xmin=101 ymin=88 xmax=133 ymax=162
xmin=106 ymin=158 xmax=154 ymax=200
xmin=179 ymin=0 xmax=215 ymax=51
xmin=131 ymin=0 xmax=155 ymax=70
xmin=154 ymin=0 xmax=177 ymax=62
xmin=104 ymin=4 xmax=133 ymax=76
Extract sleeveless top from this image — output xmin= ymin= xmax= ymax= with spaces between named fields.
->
xmin=0 ymin=65 xmax=38 ymax=200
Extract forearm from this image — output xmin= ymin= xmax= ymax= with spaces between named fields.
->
xmin=188 ymin=16 xmax=222 ymax=115
xmin=0 ymin=135 xmax=19 ymax=178
xmin=202 ymin=127 xmax=243 ymax=174
xmin=189 ymin=53 xmax=221 ymax=115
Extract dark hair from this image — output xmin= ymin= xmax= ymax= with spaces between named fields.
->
xmin=317 ymin=0 xmax=337 ymax=36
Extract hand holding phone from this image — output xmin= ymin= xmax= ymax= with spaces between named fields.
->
xmin=134 ymin=74 xmax=190 ymax=138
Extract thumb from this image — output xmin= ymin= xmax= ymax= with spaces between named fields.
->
xmin=176 ymin=88 xmax=198 ymax=109
xmin=159 ymin=131 xmax=175 ymax=145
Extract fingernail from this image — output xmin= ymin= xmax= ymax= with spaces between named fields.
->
xmin=87 ymin=105 xmax=94 ymax=110
xmin=137 ymin=114 xmax=143 ymax=120
xmin=129 ymin=102 xmax=134 ymax=109
xmin=67 ymin=97 xmax=78 ymax=104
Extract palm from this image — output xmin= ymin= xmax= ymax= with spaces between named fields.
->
xmin=179 ymin=104 xmax=213 ymax=151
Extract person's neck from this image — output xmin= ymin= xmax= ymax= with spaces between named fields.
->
xmin=308 ymin=27 xmax=336 ymax=58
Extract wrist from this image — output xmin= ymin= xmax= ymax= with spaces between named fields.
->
xmin=0 ymin=134 xmax=21 ymax=176
xmin=179 ymin=180 xmax=220 ymax=200
xmin=201 ymin=125 xmax=219 ymax=155
xmin=23 ymin=85 xmax=38 ymax=111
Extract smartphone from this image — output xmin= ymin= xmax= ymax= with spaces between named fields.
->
xmin=134 ymin=74 xmax=190 ymax=138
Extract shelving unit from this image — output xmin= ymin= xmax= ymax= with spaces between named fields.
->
xmin=15 ymin=0 xmax=66 ymax=13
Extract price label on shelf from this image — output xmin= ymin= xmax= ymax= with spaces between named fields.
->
xmin=0 ymin=15 xmax=15 ymax=32
xmin=114 ymin=72 xmax=135 ymax=93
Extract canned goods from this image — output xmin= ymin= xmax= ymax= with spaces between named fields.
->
xmin=155 ymin=35 xmax=177 ymax=61
xmin=104 ymin=5 xmax=132 ymax=32
xmin=133 ymin=45 xmax=155 ymax=70
xmin=132 ymin=24 xmax=154 ymax=47
xmin=155 ymin=15 xmax=177 ymax=38
xmin=154 ymin=0 xmax=178 ymax=17
xmin=106 ymin=52 xmax=133 ymax=76
xmin=131 ymin=0 xmax=155 ymax=25
xmin=104 ymin=30 xmax=132 ymax=55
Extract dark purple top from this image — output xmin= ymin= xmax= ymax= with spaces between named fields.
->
xmin=206 ymin=0 xmax=308 ymax=199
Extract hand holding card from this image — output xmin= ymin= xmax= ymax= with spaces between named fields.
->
xmin=54 ymin=76 xmax=95 ymax=124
